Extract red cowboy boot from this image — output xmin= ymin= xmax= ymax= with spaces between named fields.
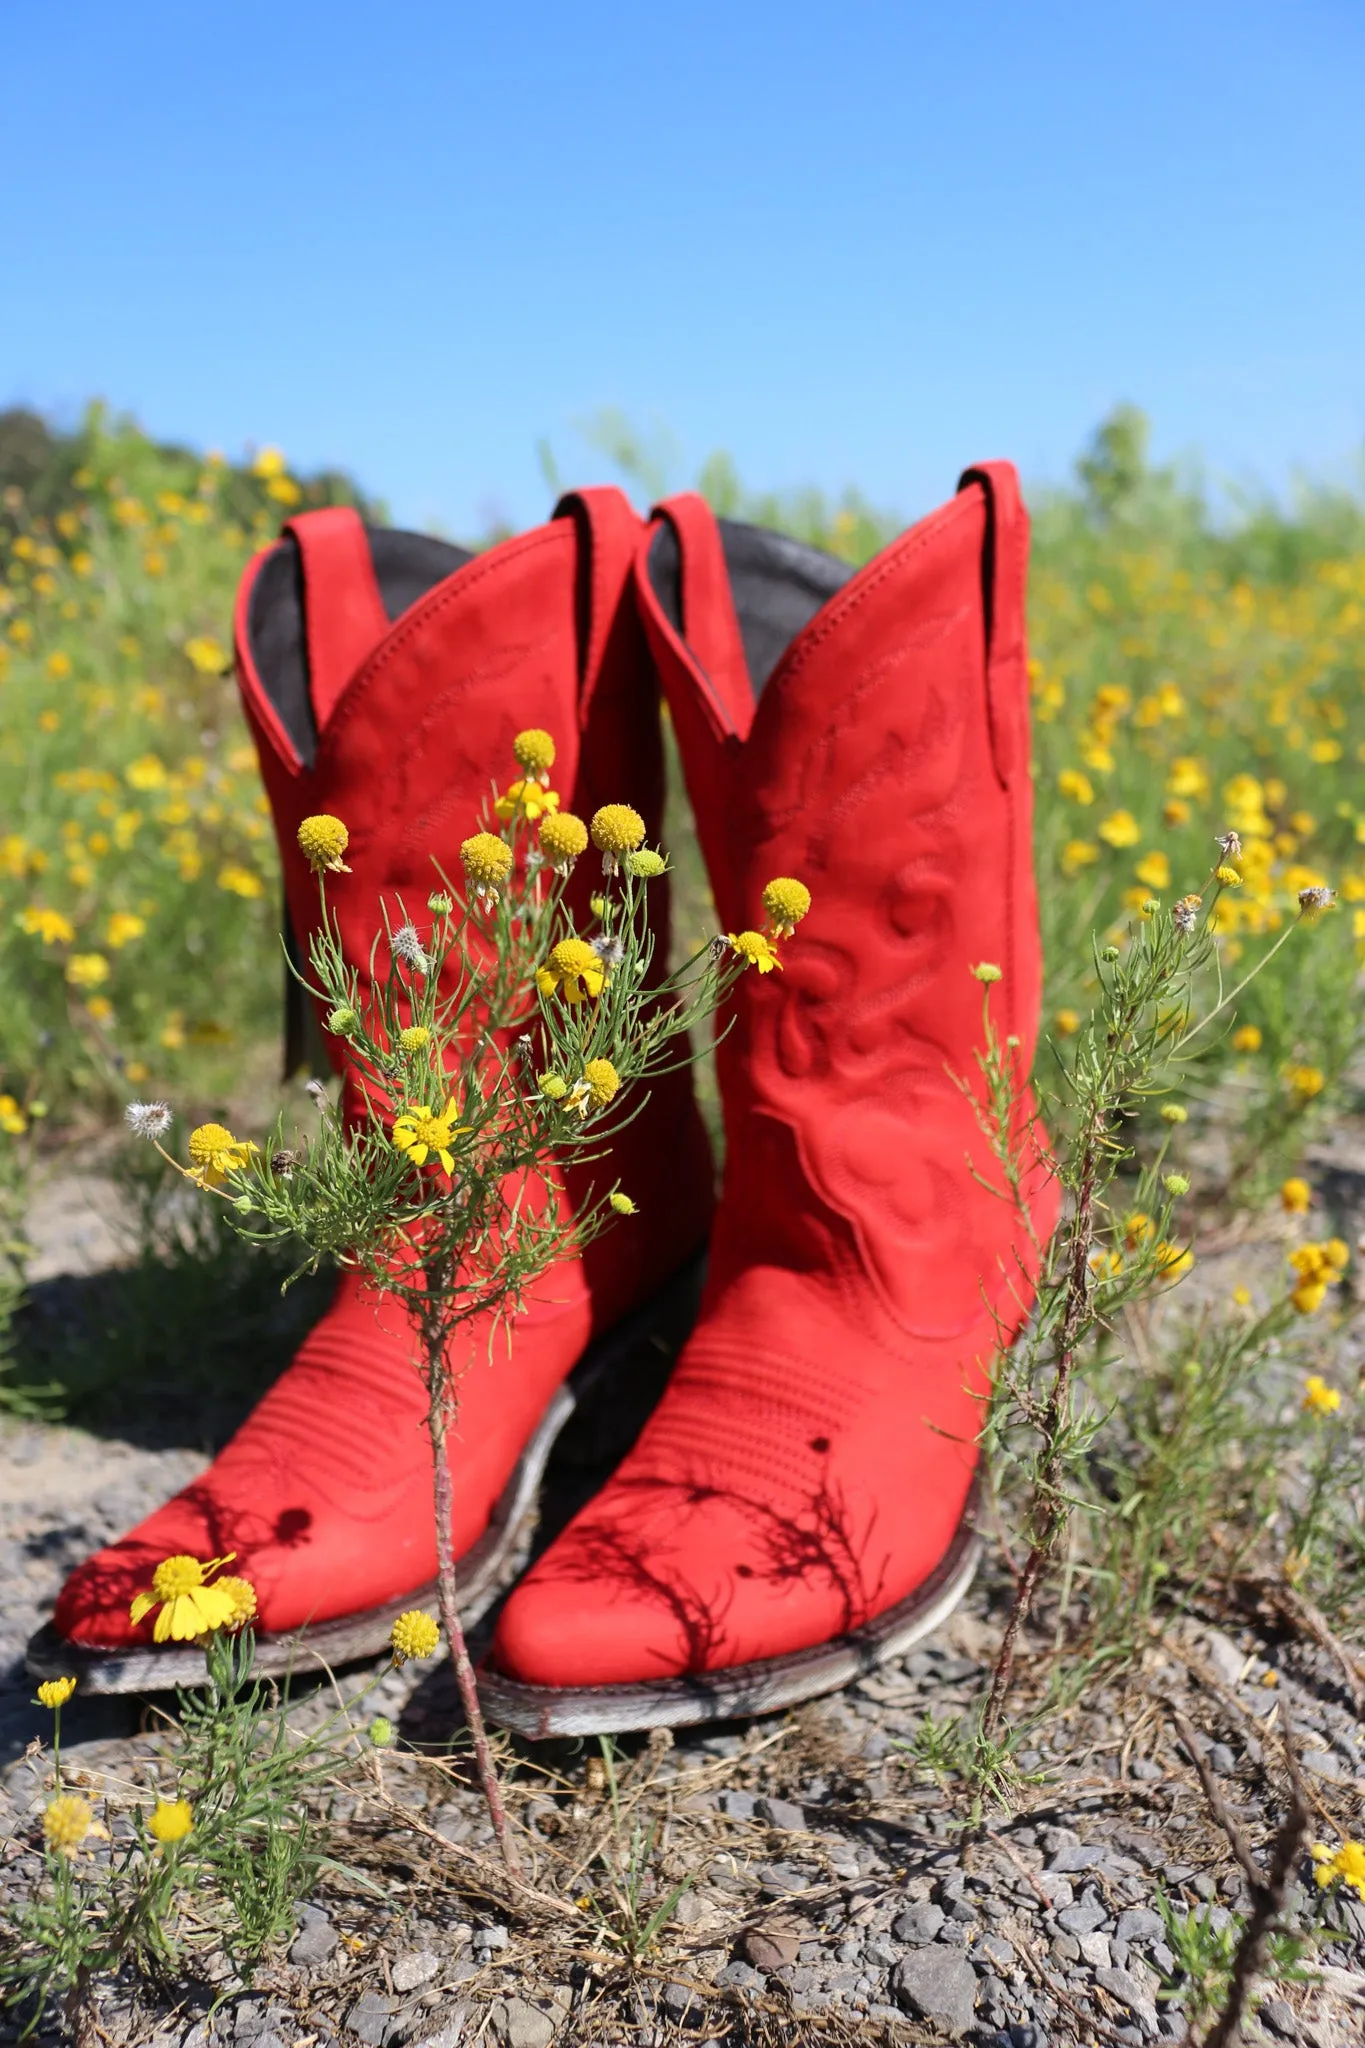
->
xmin=35 ymin=493 xmax=715 ymax=1689
xmin=484 ymin=464 xmax=1059 ymax=1733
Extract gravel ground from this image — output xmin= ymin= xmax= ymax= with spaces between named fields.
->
xmin=4 ymin=1170 xmax=1365 ymax=2047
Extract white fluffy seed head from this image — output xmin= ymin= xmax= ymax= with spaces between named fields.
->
xmin=125 ymin=1101 xmax=172 ymax=1140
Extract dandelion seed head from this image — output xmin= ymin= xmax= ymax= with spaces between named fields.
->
xmin=125 ymin=1100 xmax=172 ymax=1140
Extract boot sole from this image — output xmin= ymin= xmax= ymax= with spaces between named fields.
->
xmin=475 ymin=1490 xmax=982 ymax=1738
xmin=24 ymin=1251 xmax=706 ymax=1696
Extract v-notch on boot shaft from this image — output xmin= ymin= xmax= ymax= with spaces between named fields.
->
xmin=483 ymin=463 xmax=1059 ymax=1734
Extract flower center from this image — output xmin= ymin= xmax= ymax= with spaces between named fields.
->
xmin=152 ymin=1555 xmax=206 ymax=1599
xmin=411 ymin=1113 xmax=448 ymax=1149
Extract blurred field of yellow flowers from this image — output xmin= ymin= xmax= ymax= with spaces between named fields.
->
xmin=0 ymin=402 xmax=1362 ymax=1204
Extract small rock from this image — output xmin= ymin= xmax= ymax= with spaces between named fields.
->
xmin=975 ymin=1933 xmax=1016 ymax=1970
xmin=756 ymin=1795 xmax=807 ymax=1831
xmin=408 ymin=2018 xmax=467 ymax=2048
xmin=1093 ymin=1966 xmax=1157 ymax=2029
xmin=757 ymin=1862 xmax=811 ymax=1896
xmin=1047 ymin=1844 xmax=1116 ymax=1874
xmin=393 ymin=1950 xmax=440 ymax=1993
xmin=891 ymin=1947 xmax=978 ymax=2037
xmin=492 ymin=1999 xmax=555 ymax=2048
xmin=473 ymin=1924 xmax=510 ymax=1950
xmin=1204 ymin=1629 xmax=1249 ymax=1687
xmin=1208 ymin=1743 xmax=1236 ymax=1776
xmin=1057 ymin=1905 xmax=1107 ymax=1936
xmin=742 ymin=1928 xmax=801 ymax=1971
xmin=289 ymin=1916 xmax=339 ymax=1967
xmin=1115 ymin=1909 xmax=1164 ymax=1945
xmin=661 ymin=1983 xmax=703 ymax=2021
xmin=1052 ymin=1933 xmax=1081 ymax=1963
xmin=347 ymin=1993 xmax=402 ymax=2047
xmin=719 ymin=1790 xmax=756 ymax=1819
xmin=1301 ymin=1749 xmax=1346 ymax=1781
xmin=1079 ymin=1931 xmax=1112 ymax=1969
xmin=1259 ymin=1998 xmax=1297 ymax=2040
xmin=1035 ymin=1873 xmax=1075 ymax=1908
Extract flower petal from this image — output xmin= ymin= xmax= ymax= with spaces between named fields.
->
xmin=409 ymin=1143 xmax=429 ymax=1164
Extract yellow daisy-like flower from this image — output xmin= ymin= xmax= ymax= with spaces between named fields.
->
xmin=398 ymin=1026 xmax=431 ymax=1052
xmin=513 ymin=727 xmax=556 ymax=781
xmin=1054 ymin=1008 xmax=1081 ymax=1037
xmin=1313 ymin=1840 xmax=1365 ymax=1901
xmin=36 ymin=1676 xmax=77 ymax=1709
xmin=582 ymin=1059 xmax=621 ymax=1112
xmin=591 ymin=804 xmax=646 ymax=873
xmin=66 ymin=952 xmax=109 ymax=989
xmin=1098 ymin=809 xmax=1141 ymax=849
xmin=184 ymin=636 xmax=227 ymax=675
xmin=762 ymin=877 xmax=812 ymax=940
xmin=391 ymin=1097 xmax=466 ymax=1173
xmin=20 ymin=906 xmax=76 ymax=946
xmin=495 ymin=778 xmax=560 ymax=824
xmin=297 ymin=813 xmax=351 ymax=874
xmin=610 ymin=1192 xmax=637 ymax=1216
xmin=1215 ymin=865 xmax=1242 ymax=887
xmin=1285 ymin=1063 xmax=1325 ymax=1099
xmin=729 ymin=930 xmax=781 ymax=974
xmin=1303 ymin=1375 xmax=1342 ymax=1416
xmin=0 ymin=1094 xmax=27 ymax=1136
xmin=539 ymin=1074 xmax=569 ymax=1100
xmin=215 ymin=1575 xmax=258 ymax=1629
xmin=541 ymin=936 xmax=607 ymax=1004
xmin=187 ymin=1122 xmax=258 ymax=1188
xmin=1134 ymin=850 xmax=1170 ymax=891
xmin=391 ymin=1609 xmax=441 ymax=1664
xmin=971 ymin=962 xmax=1003 ymax=984
xmin=44 ymin=1794 xmax=95 ymax=1858
xmin=147 ymin=1798 xmax=194 ymax=1845
xmin=106 ymin=912 xmax=147 ymax=949
xmin=1231 ymin=1024 xmax=1262 ymax=1053
xmin=461 ymin=831 xmax=514 ymax=901
xmin=1155 ymin=1241 xmax=1195 ymax=1281
xmin=1280 ymin=1176 xmax=1312 ymax=1215
xmin=130 ymin=1553 xmax=243 ymax=1643
xmin=539 ymin=811 xmax=589 ymax=873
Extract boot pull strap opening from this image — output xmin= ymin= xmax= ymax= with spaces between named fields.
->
xmin=551 ymin=486 xmax=643 ymax=728
xmin=956 ymin=462 xmax=1030 ymax=787
xmin=282 ymin=507 xmax=391 ymax=737
xmin=646 ymin=492 xmax=756 ymax=741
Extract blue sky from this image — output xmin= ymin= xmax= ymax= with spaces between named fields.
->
xmin=4 ymin=1 xmax=1361 ymax=535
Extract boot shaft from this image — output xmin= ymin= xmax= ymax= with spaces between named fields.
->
xmin=635 ymin=466 xmax=1049 ymax=1340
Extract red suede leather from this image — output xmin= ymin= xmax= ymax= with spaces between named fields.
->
xmin=53 ymin=493 xmax=714 ymax=1650
xmin=491 ymin=466 xmax=1058 ymax=1688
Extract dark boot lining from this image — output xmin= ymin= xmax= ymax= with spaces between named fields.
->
xmin=247 ymin=525 xmax=475 ymax=767
xmin=647 ymin=516 xmax=855 ymax=697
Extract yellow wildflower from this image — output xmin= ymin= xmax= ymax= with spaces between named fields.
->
xmin=495 ymin=778 xmax=560 ymax=823
xmin=512 ymin=727 xmax=556 ymax=781
xmin=126 ymin=752 xmax=168 ymax=791
xmin=1054 ymin=1008 xmax=1081 ymax=1036
xmin=184 ymin=636 xmax=227 ymax=674
xmin=1303 ymin=1376 xmax=1342 ymax=1416
xmin=36 ymin=1676 xmax=77 ymax=1709
xmin=1231 ymin=1024 xmax=1262 ymax=1053
xmin=398 ymin=1026 xmax=431 ymax=1052
xmin=297 ymin=813 xmax=351 ymax=874
xmin=1313 ymin=1841 xmax=1365 ymax=1901
xmin=251 ymin=446 xmax=287 ymax=479
xmin=539 ymin=1074 xmax=568 ymax=1100
xmin=581 ymin=1059 xmax=621 ymax=1112
xmin=0 ymin=1095 xmax=27 ymax=1135
xmin=591 ymin=804 xmax=646 ymax=872
xmin=130 ymin=1553 xmax=244 ymax=1642
xmin=1060 ymin=839 xmax=1100 ymax=877
xmin=187 ymin=1122 xmax=257 ymax=1187
xmin=539 ymin=936 xmax=606 ymax=1004
xmin=1167 ymin=757 xmax=1210 ymax=800
xmin=46 ymin=651 xmax=72 ymax=680
xmin=1285 ymin=1064 xmax=1325 ymax=1099
xmin=729 ymin=930 xmax=781 ymax=974
xmin=147 ymin=1798 xmax=194 ymax=1845
xmin=1156 ymin=1242 xmax=1195 ymax=1281
xmin=626 ymin=848 xmax=667 ymax=879
xmin=1163 ymin=797 xmax=1192 ymax=828
xmin=106 ymin=912 xmax=146 ymax=948
xmin=1057 ymin=768 xmax=1094 ymax=805
xmin=1280 ymin=1177 xmax=1312 ymax=1215
xmin=461 ymin=830 xmax=514 ymax=900
xmin=19 ymin=906 xmax=75 ymax=946
xmin=1098 ymin=810 xmax=1141 ymax=849
xmin=391 ymin=1610 xmax=440 ymax=1664
xmin=218 ymin=864 xmax=266 ymax=899
xmin=539 ymin=811 xmax=588 ymax=871
xmin=1134 ymin=850 xmax=1170 ymax=890
xmin=762 ymin=877 xmax=812 ymax=938
xmin=66 ymin=953 xmax=109 ymax=989
xmin=44 ymin=1794 xmax=95 ymax=1858
xmin=391 ymin=1098 xmax=466 ymax=1173
xmin=610 ymin=1192 xmax=637 ymax=1216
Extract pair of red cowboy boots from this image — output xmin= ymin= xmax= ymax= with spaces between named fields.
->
xmin=35 ymin=466 xmax=1056 ymax=1734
